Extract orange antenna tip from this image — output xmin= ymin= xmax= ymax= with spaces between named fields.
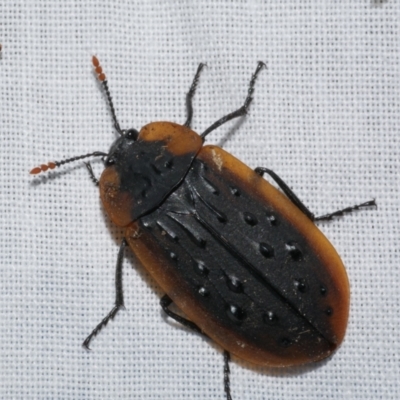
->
xmin=30 ymin=167 xmax=42 ymax=175
xmin=30 ymin=162 xmax=55 ymax=175
xmin=30 ymin=152 xmax=107 ymax=176
xmin=92 ymin=56 xmax=100 ymax=68
xmin=92 ymin=56 xmax=107 ymax=81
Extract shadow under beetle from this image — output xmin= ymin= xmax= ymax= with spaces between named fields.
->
xmin=31 ymin=57 xmax=376 ymax=400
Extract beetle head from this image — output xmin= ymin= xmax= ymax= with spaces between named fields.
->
xmin=105 ymin=128 xmax=139 ymax=167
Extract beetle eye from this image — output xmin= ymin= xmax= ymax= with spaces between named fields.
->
xmin=125 ymin=128 xmax=139 ymax=141
xmin=105 ymin=157 xmax=115 ymax=166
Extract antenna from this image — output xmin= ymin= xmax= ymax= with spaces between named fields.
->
xmin=92 ymin=56 xmax=122 ymax=135
xmin=30 ymin=151 xmax=107 ymax=175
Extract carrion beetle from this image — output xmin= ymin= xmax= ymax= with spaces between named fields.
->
xmin=31 ymin=58 xmax=376 ymax=399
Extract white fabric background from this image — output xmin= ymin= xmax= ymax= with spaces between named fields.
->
xmin=1 ymin=1 xmax=399 ymax=399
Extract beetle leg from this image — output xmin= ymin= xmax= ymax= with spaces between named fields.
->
xmin=224 ymin=350 xmax=232 ymax=400
xmin=255 ymin=167 xmax=315 ymax=221
xmin=84 ymin=162 xmax=99 ymax=186
xmin=161 ymin=295 xmax=232 ymax=400
xmin=82 ymin=239 xmax=127 ymax=349
xmin=201 ymin=62 xmax=266 ymax=139
xmin=160 ymin=294 xmax=204 ymax=335
xmin=314 ymin=200 xmax=377 ymax=221
xmin=255 ymin=167 xmax=377 ymax=222
xmin=184 ymin=63 xmax=206 ymax=128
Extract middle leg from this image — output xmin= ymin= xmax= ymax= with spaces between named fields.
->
xmin=255 ymin=167 xmax=376 ymax=221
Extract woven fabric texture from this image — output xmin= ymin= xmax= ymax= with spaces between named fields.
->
xmin=0 ymin=1 xmax=399 ymax=399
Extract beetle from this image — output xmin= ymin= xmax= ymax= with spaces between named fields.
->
xmin=31 ymin=57 xmax=375 ymax=399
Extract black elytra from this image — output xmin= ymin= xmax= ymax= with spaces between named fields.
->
xmin=31 ymin=58 xmax=376 ymax=400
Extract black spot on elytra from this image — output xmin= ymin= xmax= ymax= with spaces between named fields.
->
xmin=226 ymin=276 xmax=243 ymax=293
xmin=263 ymin=311 xmax=278 ymax=325
xmin=217 ymin=213 xmax=228 ymax=223
xmin=286 ymin=242 xmax=302 ymax=261
xmin=294 ymin=279 xmax=307 ymax=293
xmin=259 ymin=242 xmax=274 ymax=258
xmin=243 ymin=212 xmax=258 ymax=226
xmin=325 ymin=307 xmax=333 ymax=316
xmin=227 ymin=304 xmax=246 ymax=323
xmin=165 ymin=159 xmax=173 ymax=169
xmin=195 ymin=262 xmax=209 ymax=277
xmin=266 ymin=214 xmax=278 ymax=226
xmin=230 ymin=186 xmax=240 ymax=196
xmin=198 ymin=287 xmax=209 ymax=297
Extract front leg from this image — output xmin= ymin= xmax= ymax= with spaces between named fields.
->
xmin=84 ymin=162 xmax=99 ymax=186
xmin=201 ymin=62 xmax=265 ymax=140
xmin=83 ymin=239 xmax=127 ymax=349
